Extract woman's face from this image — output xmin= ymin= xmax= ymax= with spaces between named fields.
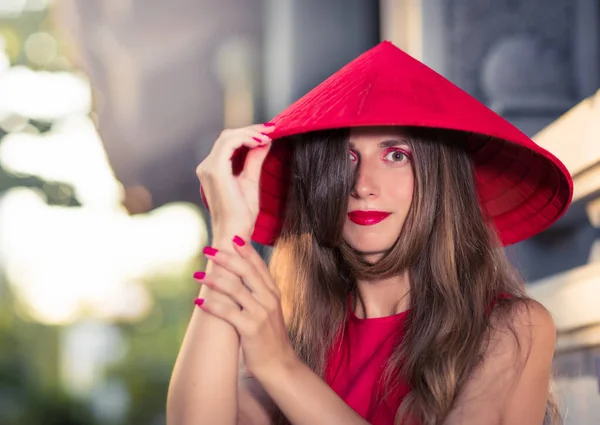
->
xmin=342 ymin=127 xmax=415 ymax=262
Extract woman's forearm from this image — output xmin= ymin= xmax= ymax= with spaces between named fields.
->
xmin=259 ymin=359 xmax=370 ymax=425
xmin=167 ymin=232 xmax=247 ymax=425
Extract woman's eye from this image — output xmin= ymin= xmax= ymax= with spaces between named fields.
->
xmin=349 ymin=151 xmax=358 ymax=162
xmin=384 ymin=150 xmax=408 ymax=162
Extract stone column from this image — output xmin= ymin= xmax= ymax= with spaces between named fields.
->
xmin=262 ymin=0 xmax=380 ymax=118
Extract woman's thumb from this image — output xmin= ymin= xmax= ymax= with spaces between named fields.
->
xmin=240 ymin=144 xmax=270 ymax=182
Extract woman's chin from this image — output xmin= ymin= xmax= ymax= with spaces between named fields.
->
xmin=346 ymin=235 xmax=394 ymax=250
xmin=361 ymin=253 xmax=385 ymax=264
xmin=345 ymin=242 xmax=393 ymax=262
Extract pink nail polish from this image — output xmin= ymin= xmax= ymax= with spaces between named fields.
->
xmin=264 ymin=122 xmax=275 ymax=127
xmin=203 ymin=246 xmax=218 ymax=256
xmin=193 ymin=271 xmax=205 ymax=280
xmin=194 ymin=298 xmax=205 ymax=307
xmin=233 ymin=235 xmax=245 ymax=246
xmin=260 ymin=132 xmax=271 ymax=138
xmin=252 ymin=136 xmax=262 ymax=143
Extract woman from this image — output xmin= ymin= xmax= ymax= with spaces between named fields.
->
xmin=167 ymin=42 xmax=572 ymax=425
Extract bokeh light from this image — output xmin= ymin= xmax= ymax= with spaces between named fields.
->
xmin=0 ymin=66 xmax=91 ymax=121
xmin=24 ymin=32 xmax=57 ymax=65
xmin=0 ymin=0 xmax=28 ymax=17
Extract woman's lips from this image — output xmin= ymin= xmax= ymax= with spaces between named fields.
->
xmin=348 ymin=210 xmax=391 ymax=226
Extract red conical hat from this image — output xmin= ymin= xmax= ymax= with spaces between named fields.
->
xmin=204 ymin=41 xmax=573 ymax=246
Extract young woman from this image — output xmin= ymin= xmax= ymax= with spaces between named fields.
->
xmin=167 ymin=42 xmax=572 ymax=425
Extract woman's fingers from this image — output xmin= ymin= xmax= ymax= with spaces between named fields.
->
xmin=197 ymin=131 xmax=270 ymax=176
xmin=218 ymin=123 xmax=275 ymax=146
xmin=211 ymin=124 xmax=275 ymax=164
xmin=224 ymin=127 xmax=273 ymax=146
xmin=201 ymin=279 xmax=259 ymax=314
xmin=196 ymin=124 xmax=275 ymax=179
xmin=201 ymin=246 xmax=275 ymax=305
xmin=195 ymin=298 xmax=253 ymax=335
xmin=231 ymin=236 xmax=281 ymax=297
xmin=238 ymin=141 xmax=272 ymax=185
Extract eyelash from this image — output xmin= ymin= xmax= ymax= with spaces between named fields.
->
xmin=349 ymin=148 xmax=411 ymax=163
xmin=383 ymin=149 xmax=409 ymax=162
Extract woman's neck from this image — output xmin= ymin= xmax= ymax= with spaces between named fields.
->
xmin=353 ymin=272 xmax=411 ymax=319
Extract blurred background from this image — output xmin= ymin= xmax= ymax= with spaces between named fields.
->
xmin=0 ymin=0 xmax=598 ymax=424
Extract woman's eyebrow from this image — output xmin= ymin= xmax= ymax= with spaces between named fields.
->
xmin=348 ymin=139 xmax=410 ymax=148
xmin=378 ymin=139 xmax=410 ymax=148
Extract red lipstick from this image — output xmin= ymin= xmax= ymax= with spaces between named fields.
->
xmin=348 ymin=210 xmax=391 ymax=226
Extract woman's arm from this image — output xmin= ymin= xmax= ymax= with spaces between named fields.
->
xmin=444 ymin=300 xmax=557 ymax=425
xmin=166 ymin=233 xmax=243 ymax=425
xmin=258 ymin=358 xmax=370 ymax=425
xmin=167 ymin=124 xmax=275 ymax=425
xmin=237 ymin=351 xmax=276 ymax=425
xmin=167 ymin=233 xmax=276 ymax=425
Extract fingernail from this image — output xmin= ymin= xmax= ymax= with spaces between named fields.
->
xmin=203 ymin=246 xmax=218 ymax=256
xmin=252 ymin=136 xmax=263 ymax=143
xmin=264 ymin=122 xmax=275 ymax=127
xmin=233 ymin=235 xmax=245 ymax=246
xmin=193 ymin=271 xmax=205 ymax=280
xmin=260 ymin=132 xmax=271 ymax=138
xmin=194 ymin=298 xmax=205 ymax=307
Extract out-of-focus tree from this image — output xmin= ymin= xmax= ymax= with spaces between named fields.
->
xmin=0 ymin=5 xmax=208 ymax=424
xmin=105 ymin=270 xmax=203 ymax=425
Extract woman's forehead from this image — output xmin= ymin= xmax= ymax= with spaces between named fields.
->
xmin=349 ymin=126 xmax=410 ymax=144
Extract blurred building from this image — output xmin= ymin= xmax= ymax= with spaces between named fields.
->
xmin=55 ymin=0 xmax=380 ymax=213
xmin=55 ymin=0 xmax=600 ymax=423
xmin=528 ymin=89 xmax=600 ymax=423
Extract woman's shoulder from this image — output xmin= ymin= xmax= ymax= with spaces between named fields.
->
xmin=485 ymin=298 xmax=557 ymax=387
xmin=445 ymin=299 xmax=556 ymax=422
xmin=489 ymin=297 xmax=556 ymax=346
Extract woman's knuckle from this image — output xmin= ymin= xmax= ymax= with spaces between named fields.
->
xmin=237 ymin=264 xmax=251 ymax=279
xmin=195 ymin=162 xmax=205 ymax=178
xmin=219 ymin=273 xmax=235 ymax=286
xmin=195 ymin=160 xmax=216 ymax=180
xmin=232 ymin=283 xmax=245 ymax=297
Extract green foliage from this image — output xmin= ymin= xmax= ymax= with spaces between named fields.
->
xmin=106 ymin=270 xmax=202 ymax=425
xmin=0 ymin=301 xmax=98 ymax=425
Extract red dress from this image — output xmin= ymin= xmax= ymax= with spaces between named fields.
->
xmin=325 ymin=304 xmax=411 ymax=424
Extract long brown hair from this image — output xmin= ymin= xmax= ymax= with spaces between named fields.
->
xmin=266 ymin=127 xmax=560 ymax=425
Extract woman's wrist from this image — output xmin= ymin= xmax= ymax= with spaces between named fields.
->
xmin=254 ymin=352 xmax=303 ymax=389
xmin=211 ymin=227 xmax=252 ymax=247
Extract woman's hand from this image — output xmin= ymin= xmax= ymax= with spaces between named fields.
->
xmin=196 ymin=124 xmax=275 ymax=237
xmin=194 ymin=236 xmax=298 ymax=382
xmin=192 ymin=237 xmax=374 ymax=425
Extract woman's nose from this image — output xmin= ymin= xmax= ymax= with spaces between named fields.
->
xmin=352 ymin=164 xmax=379 ymax=199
